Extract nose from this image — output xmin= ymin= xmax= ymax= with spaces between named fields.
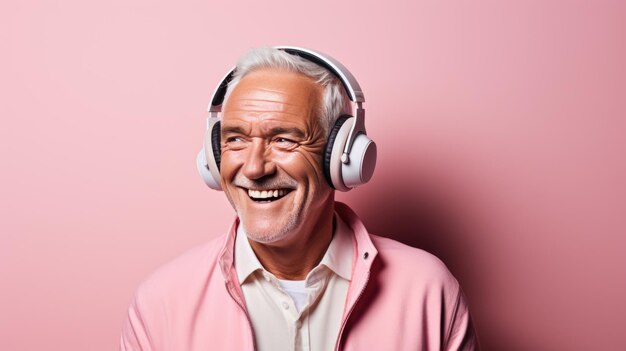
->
xmin=241 ymin=139 xmax=276 ymax=180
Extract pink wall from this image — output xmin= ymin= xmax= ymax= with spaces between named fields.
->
xmin=2 ymin=0 xmax=624 ymax=349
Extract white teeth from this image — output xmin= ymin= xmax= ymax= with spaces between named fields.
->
xmin=247 ymin=189 xmax=289 ymax=199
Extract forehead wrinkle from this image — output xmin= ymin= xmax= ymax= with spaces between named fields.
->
xmin=237 ymin=98 xmax=299 ymax=111
xmin=228 ymin=84 xmax=319 ymax=107
xmin=224 ymin=109 xmax=309 ymax=119
xmin=235 ymin=88 xmax=296 ymax=104
xmin=225 ymin=97 xmax=305 ymax=115
xmin=239 ymin=98 xmax=299 ymax=107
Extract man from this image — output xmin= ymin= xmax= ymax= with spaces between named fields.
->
xmin=120 ymin=47 xmax=479 ymax=350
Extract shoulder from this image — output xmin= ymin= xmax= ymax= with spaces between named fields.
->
xmin=370 ymin=234 xmax=459 ymax=291
xmin=133 ymin=234 xmax=226 ymax=304
xmin=121 ymin=234 xmax=235 ymax=348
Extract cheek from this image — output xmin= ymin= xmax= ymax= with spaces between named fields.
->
xmin=301 ymin=148 xmax=326 ymax=180
xmin=219 ymin=150 xmax=244 ymax=179
xmin=277 ymin=151 xmax=326 ymax=186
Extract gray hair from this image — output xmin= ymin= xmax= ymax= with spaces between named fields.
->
xmin=222 ymin=47 xmax=352 ymax=136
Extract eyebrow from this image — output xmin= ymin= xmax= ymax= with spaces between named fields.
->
xmin=268 ymin=127 xmax=305 ymax=138
xmin=221 ymin=125 xmax=305 ymax=139
xmin=221 ymin=125 xmax=247 ymax=135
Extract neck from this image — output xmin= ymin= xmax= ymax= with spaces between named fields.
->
xmin=248 ymin=200 xmax=335 ymax=280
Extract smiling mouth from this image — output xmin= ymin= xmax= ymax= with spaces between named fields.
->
xmin=247 ymin=189 xmax=292 ymax=203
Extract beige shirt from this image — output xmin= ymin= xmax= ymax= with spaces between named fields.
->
xmin=235 ymin=214 xmax=354 ymax=351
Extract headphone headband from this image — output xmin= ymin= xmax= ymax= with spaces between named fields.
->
xmin=208 ymin=46 xmax=365 ymax=113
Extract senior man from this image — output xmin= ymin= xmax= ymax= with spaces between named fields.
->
xmin=120 ymin=47 xmax=479 ymax=350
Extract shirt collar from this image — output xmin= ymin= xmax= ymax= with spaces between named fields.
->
xmin=234 ymin=212 xmax=354 ymax=285
xmin=235 ymin=223 xmax=265 ymax=284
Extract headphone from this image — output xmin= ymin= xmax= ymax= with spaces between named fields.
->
xmin=196 ymin=46 xmax=376 ymax=192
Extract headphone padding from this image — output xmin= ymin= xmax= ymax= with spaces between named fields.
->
xmin=324 ymin=116 xmax=350 ymax=188
xmin=211 ymin=121 xmax=222 ymax=170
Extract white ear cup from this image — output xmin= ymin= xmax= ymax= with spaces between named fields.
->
xmin=327 ymin=117 xmax=377 ymax=191
xmin=196 ymin=149 xmax=221 ymax=190
xmin=342 ymin=133 xmax=377 ymax=188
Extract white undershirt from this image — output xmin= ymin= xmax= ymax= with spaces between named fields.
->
xmin=277 ymin=279 xmax=308 ymax=313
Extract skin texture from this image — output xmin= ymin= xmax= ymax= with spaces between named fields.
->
xmin=220 ymin=69 xmax=335 ymax=280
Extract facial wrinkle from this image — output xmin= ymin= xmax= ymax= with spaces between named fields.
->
xmin=237 ymin=97 xmax=301 ymax=107
xmin=295 ymin=149 xmax=325 ymax=185
xmin=225 ymin=106 xmax=308 ymax=119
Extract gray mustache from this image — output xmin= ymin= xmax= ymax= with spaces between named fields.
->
xmin=232 ymin=175 xmax=298 ymax=190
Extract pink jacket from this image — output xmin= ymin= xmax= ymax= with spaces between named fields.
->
xmin=120 ymin=203 xmax=479 ymax=350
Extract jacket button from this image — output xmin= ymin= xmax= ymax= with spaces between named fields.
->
xmin=363 ymin=252 xmax=369 ymax=260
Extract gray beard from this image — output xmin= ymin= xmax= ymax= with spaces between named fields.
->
xmin=237 ymin=208 xmax=300 ymax=245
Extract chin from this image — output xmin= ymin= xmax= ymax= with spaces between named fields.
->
xmin=239 ymin=213 xmax=299 ymax=245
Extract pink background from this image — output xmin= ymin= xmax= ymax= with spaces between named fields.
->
xmin=2 ymin=0 xmax=625 ymax=349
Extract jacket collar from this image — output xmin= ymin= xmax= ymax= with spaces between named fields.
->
xmin=333 ymin=202 xmax=378 ymax=312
